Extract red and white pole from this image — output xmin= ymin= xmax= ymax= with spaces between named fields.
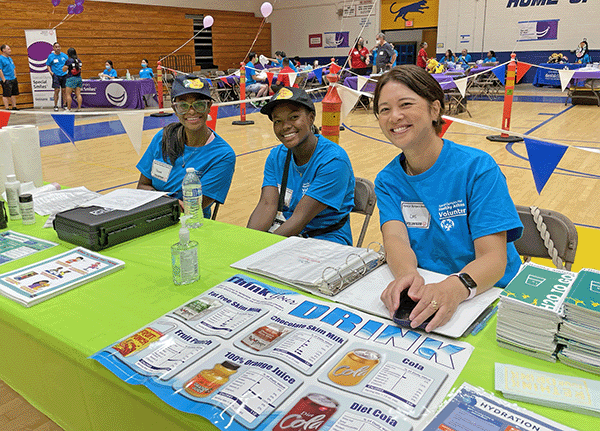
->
xmin=487 ymin=53 xmax=522 ymax=142
xmin=232 ymin=62 xmax=254 ymax=125
xmin=150 ymin=60 xmax=173 ymax=117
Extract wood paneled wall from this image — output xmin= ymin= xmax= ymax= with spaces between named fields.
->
xmin=2 ymin=0 xmax=271 ymax=108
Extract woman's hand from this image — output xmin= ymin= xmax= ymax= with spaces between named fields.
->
xmin=406 ymin=277 xmax=469 ymax=332
xmin=380 ymin=271 xmax=425 ymax=318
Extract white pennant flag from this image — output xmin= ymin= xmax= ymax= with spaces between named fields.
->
xmin=454 ymin=77 xmax=468 ymax=98
xmin=336 ymin=84 xmax=360 ymax=122
xmin=288 ymin=72 xmax=298 ymax=87
xmin=559 ymin=69 xmax=576 ymax=92
xmin=117 ymin=112 xmax=145 ymax=154
xmin=357 ymin=75 xmax=369 ymax=92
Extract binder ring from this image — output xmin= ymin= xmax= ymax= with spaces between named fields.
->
xmin=367 ymin=241 xmax=384 ymax=254
xmin=321 ymin=266 xmax=344 ymax=293
xmin=346 ymin=253 xmax=368 ymax=276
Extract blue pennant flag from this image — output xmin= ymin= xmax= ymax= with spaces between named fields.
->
xmin=314 ymin=67 xmax=323 ymax=84
xmin=524 ymin=137 xmax=568 ymax=194
xmin=51 ymin=114 xmax=75 ymax=144
xmin=492 ymin=64 xmax=506 ymax=86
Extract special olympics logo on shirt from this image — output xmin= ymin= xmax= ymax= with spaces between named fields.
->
xmin=440 ymin=219 xmax=454 ymax=231
xmin=105 ymin=82 xmax=127 ymax=107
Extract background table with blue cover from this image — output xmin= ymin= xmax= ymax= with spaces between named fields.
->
xmin=533 ymin=63 xmax=585 ymax=87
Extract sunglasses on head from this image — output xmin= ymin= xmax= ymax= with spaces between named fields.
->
xmin=172 ymin=100 xmax=210 ymax=114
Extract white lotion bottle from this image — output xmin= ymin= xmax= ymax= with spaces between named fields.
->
xmin=5 ymin=174 xmax=21 ymax=220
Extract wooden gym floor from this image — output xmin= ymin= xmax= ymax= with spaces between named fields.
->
xmin=2 ymin=83 xmax=600 ymax=430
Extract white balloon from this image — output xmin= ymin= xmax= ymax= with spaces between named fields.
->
xmin=203 ymin=15 xmax=214 ymax=28
xmin=260 ymin=2 xmax=273 ymax=17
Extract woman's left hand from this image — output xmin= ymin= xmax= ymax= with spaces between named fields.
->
xmin=406 ymin=278 xmax=468 ymax=332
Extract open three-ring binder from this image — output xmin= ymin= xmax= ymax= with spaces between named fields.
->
xmin=231 ymin=236 xmax=385 ymax=296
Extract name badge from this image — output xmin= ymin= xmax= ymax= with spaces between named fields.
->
xmin=402 ymin=202 xmax=430 ymax=229
xmin=151 ymin=159 xmax=172 ymax=182
xmin=278 ymin=185 xmax=293 ymax=208
xmin=54 ymin=59 xmax=59 ymax=63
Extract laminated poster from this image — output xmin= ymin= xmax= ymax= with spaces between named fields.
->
xmin=92 ymin=274 xmax=474 ymax=431
xmin=0 ymin=230 xmax=57 ymax=265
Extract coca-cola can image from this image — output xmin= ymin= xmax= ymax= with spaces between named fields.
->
xmin=272 ymin=393 xmax=339 ymax=431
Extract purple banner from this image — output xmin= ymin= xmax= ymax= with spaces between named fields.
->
xmin=518 ymin=20 xmax=558 ymax=42
xmin=324 ymin=31 xmax=349 ymax=48
xmin=75 ymin=79 xmax=157 ymax=109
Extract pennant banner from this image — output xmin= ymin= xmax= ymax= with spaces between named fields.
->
xmin=357 ymin=75 xmax=369 ymax=92
xmin=516 ymin=63 xmax=532 ymax=83
xmin=523 ymin=137 xmax=568 ymax=194
xmin=51 ymin=114 xmax=75 ymax=143
xmin=206 ymin=104 xmax=219 ymax=131
xmin=0 ymin=111 xmax=10 ymax=128
xmin=289 ymin=72 xmax=298 ymax=88
xmin=329 ymin=63 xmax=341 ymax=74
xmin=314 ymin=68 xmax=323 ymax=84
xmin=117 ymin=112 xmax=145 ymax=154
xmin=439 ymin=119 xmax=453 ymax=137
xmin=454 ymin=77 xmax=468 ymax=98
xmin=492 ymin=65 xmax=506 ymax=86
xmin=336 ymin=85 xmax=360 ymax=122
xmin=559 ymin=69 xmax=576 ymax=92
xmin=266 ymin=71 xmax=274 ymax=85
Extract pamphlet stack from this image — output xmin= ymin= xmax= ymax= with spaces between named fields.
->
xmin=496 ymin=263 xmax=576 ymax=361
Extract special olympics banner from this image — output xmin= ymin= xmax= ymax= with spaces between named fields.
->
xmin=25 ymin=29 xmax=57 ymax=108
xmin=92 ymin=274 xmax=473 ymax=431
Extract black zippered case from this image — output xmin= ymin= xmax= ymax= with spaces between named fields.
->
xmin=53 ymin=196 xmax=180 ymax=250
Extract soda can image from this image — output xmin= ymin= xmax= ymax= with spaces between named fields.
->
xmin=272 ymin=393 xmax=338 ymax=431
xmin=327 ymin=349 xmax=381 ymax=386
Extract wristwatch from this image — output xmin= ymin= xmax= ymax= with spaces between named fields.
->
xmin=451 ymin=273 xmax=477 ymax=300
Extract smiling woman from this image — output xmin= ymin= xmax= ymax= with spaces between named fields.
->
xmin=135 ymin=74 xmax=236 ymax=219
xmin=246 ymin=87 xmax=355 ymax=245
xmin=373 ymin=65 xmax=523 ymax=333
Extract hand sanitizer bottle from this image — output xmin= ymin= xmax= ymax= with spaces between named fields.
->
xmin=171 ymin=215 xmax=199 ymax=285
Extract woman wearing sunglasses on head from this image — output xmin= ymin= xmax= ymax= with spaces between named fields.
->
xmin=136 ymin=74 xmax=236 ymax=218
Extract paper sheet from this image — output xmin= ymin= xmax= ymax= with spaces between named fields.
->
xmin=80 ymin=189 xmax=166 ymax=211
xmin=33 ymin=186 xmax=101 ymax=216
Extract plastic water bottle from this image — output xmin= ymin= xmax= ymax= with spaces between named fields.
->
xmin=126 ymin=69 xmax=131 ymax=80
xmin=182 ymin=167 xmax=203 ymax=228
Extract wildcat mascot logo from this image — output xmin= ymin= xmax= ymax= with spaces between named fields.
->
xmin=390 ymin=0 xmax=429 ymax=22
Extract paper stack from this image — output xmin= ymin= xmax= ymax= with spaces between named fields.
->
xmin=557 ymin=268 xmax=600 ymax=375
xmin=496 ymin=263 xmax=576 ymax=361
xmin=495 ymin=363 xmax=600 ymax=417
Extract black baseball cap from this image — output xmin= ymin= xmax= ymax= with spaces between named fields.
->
xmin=260 ymin=87 xmax=315 ymax=120
xmin=171 ymin=74 xmax=212 ymax=101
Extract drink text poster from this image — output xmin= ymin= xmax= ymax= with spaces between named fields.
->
xmin=92 ymin=275 xmax=474 ymax=431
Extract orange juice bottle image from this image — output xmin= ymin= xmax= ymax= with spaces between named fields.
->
xmin=184 ymin=361 xmax=240 ymax=397
xmin=327 ymin=349 xmax=380 ymax=386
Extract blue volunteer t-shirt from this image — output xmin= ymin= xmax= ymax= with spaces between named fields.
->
xmin=263 ymin=135 xmax=355 ymax=245
xmin=46 ymin=52 xmax=69 ymax=76
xmin=245 ymin=61 xmax=257 ymax=85
xmin=0 ymin=55 xmax=16 ymax=80
xmin=375 ymin=139 xmax=523 ymax=287
xmin=483 ymin=57 xmax=497 ymax=63
xmin=136 ymin=128 xmax=236 ymax=219
xmin=139 ymin=67 xmax=154 ymax=79
xmin=103 ymin=68 xmax=117 ymax=77
xmin=457 ymin=54 xmax=472 ymax=65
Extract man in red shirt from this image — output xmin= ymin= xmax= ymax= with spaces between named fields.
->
xmin=271 ymin=58 xmax=297 ymax=93
xmin=417 ymin=41 xmax=428 ymax=69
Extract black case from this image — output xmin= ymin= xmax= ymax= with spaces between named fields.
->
xmin=53 ymin=196 xmax=180 ymax=250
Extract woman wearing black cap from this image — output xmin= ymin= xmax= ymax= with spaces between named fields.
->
xmin=136 ymin=74 xmax=235 ymax=218
xmin=247 ymin=87 xmax=355 ymax=245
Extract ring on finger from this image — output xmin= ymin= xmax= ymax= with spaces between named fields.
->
xmin=429 ymin=300 xmax=439 ymax=310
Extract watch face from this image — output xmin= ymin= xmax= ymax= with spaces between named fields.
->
xmin=459 ymin=273 xmax=477 ymax=288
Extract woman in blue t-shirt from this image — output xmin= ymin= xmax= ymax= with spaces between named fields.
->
xmin=99 ymin=60 xmax=117 ymax=79
xmin=483 ymin=50 xmax=497 ymax=64
xmin=139 ymin=58 xmax=154 ymax=79
xmin=247 ymin=87 xmax=355 ymax=245
xmin=373 ymin=65 xmax=523 ymax=332
xmin=62 ymin=47 xmax=83 ymax=110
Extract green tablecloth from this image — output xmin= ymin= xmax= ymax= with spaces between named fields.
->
xmin=0 ymin=217 xmax=595 ymax=430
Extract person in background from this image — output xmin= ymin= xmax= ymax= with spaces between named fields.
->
xmin=271 ymin=58 xmax=296 ymax=93
xmin=245 ymin=52 xmax=269 ymax=101
xmin=46 ymin=42 xmax=69 ymax=111
xmin=576 ymin=39 xmax=592 ymax=64
xmin=416 ymin=42 xmax=428 ymax=69
xmin=483 ymin=50 xmax=497 ymax=64
xmin=293 ymin=56 xmax=302 ymax=69
xmin=348 ymin=37 xmax=370 ymax=76
xmin=136 ymin=74 xmax=235 ymax=218
xmin=139 ymin=58 xmax=153 ymax=79
xmin=247 ymin=87 xmax=355 ymax=245
xmin=439 ymin=49 xmax=457 ymax=65
xmin=99 ymin=60 xmax=117 ymax=79
xmin=373 ymin=65 xmax=522 ymax=332
xmin=0 ymin=44 xmax=19 ymax=110
xmin=62 ymin=47 xmax=83 ymax=111
xmin=373 ymin=33 xmax=396 ymax=73
xmin=274 ymin=51 xmax=297 ymax=72
xmin=457 ymin=49 xmax=472 ymax=65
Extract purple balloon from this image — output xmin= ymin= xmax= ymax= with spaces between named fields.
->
xmin=51 ymin=0 xmax=61 ymax=6
xmin=75 ymin=0 xmax=84 ymax=5
xmin=67 ymin=3 xmax=75 ymax=14
xmin=74 ymin=4 xmax=83 ymax=14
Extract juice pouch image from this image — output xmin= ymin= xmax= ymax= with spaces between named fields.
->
xmin=173 ymin=298 xmax=222 ymax=321
xmin=112 ymin=327 xmax=163 ymax=357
